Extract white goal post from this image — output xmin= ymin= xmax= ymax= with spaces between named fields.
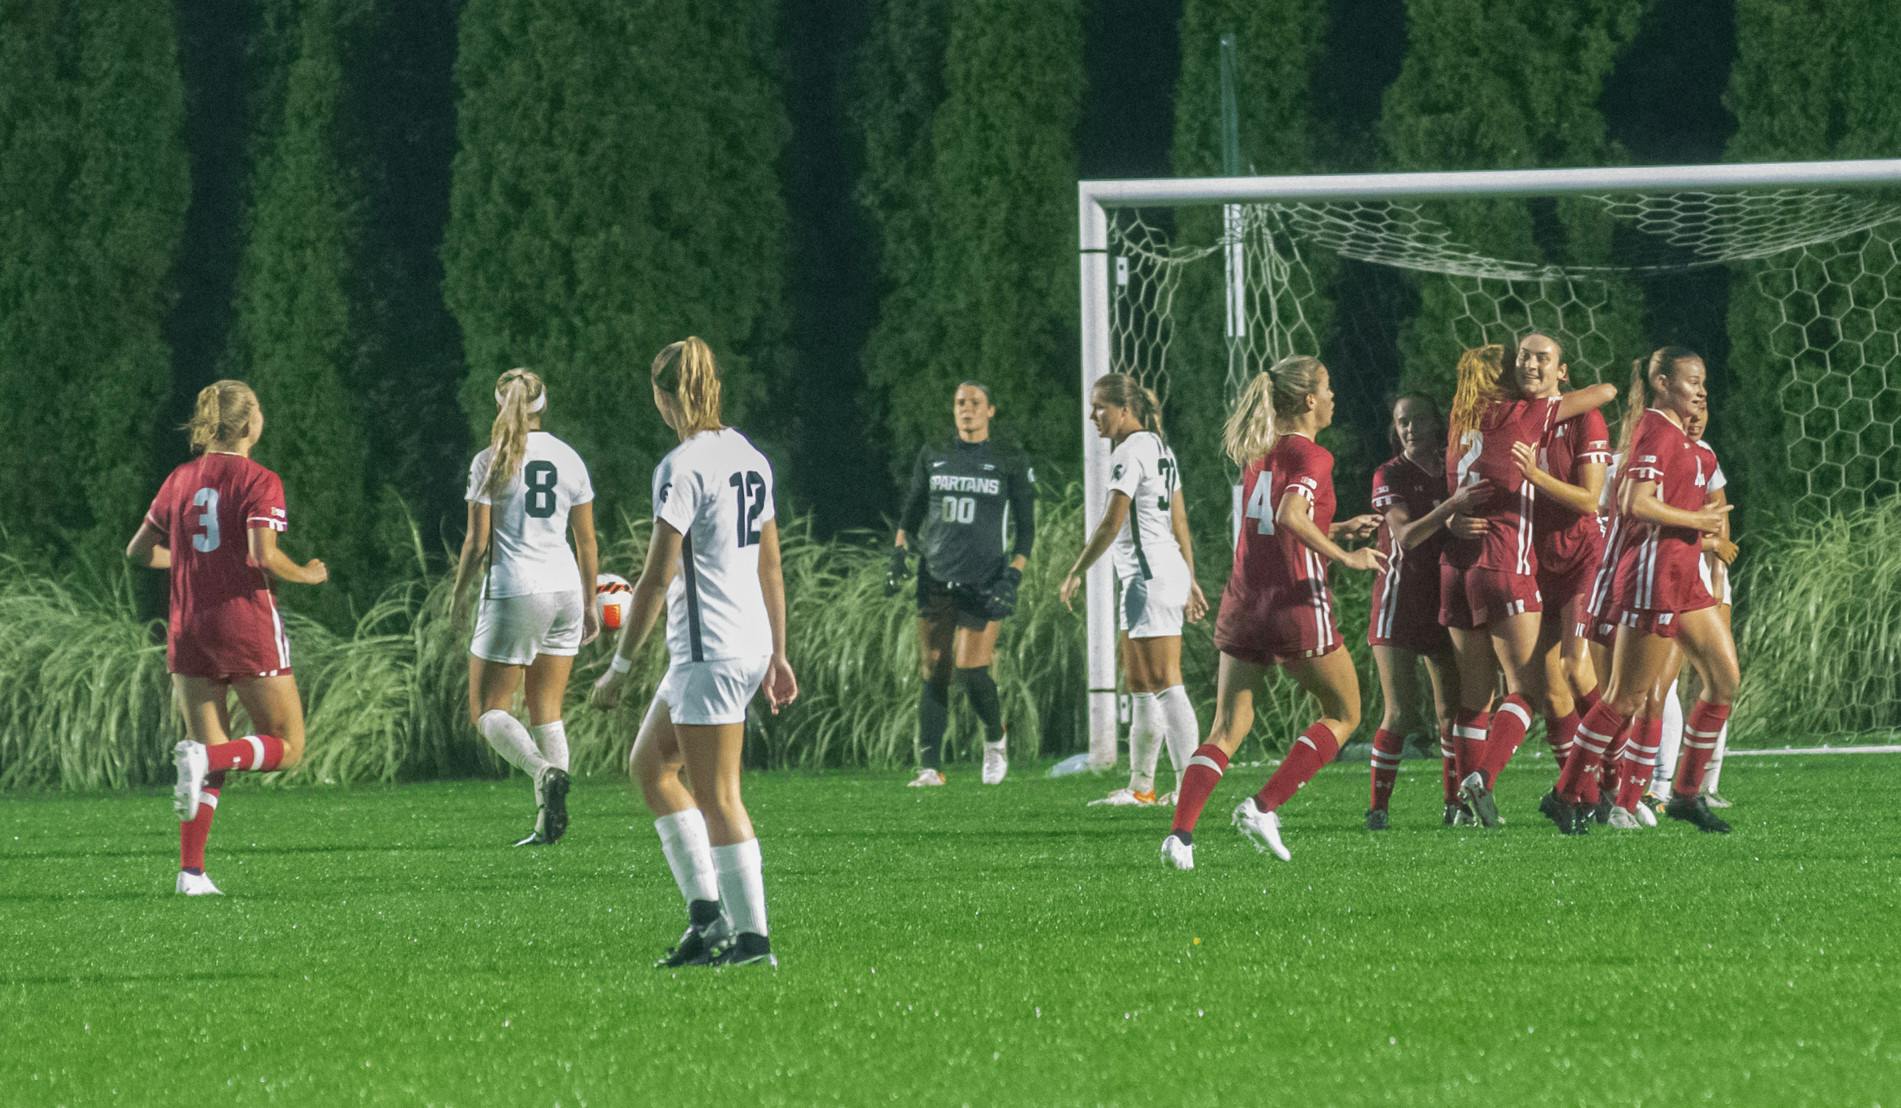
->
xmin=1076 ymin=158 xmax=1901 ymax=770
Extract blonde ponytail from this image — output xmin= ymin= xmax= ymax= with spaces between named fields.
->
xmin=1223 ymin=354 xmax=1326 ymax=465
xmin=183 ymin=380 xmax=257 ymax=453
xmin=1448 ymin=344 xmax=1507 ymax=439
xmin=1617 ymin=345 xmax=1701 ymax=460
xmin=486 ymin=368 xmax=545 ymax=498
xmin=652 ymin=336 xmax=725 ymax=437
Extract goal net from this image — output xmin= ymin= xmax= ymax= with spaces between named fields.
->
xmin=1077 ymin=160 xmax=1901 ymax=767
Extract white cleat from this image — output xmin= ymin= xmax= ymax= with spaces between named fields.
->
xmin=1156 ymin=790 xmax=1178 ymax=807
xmin=1701 ymin=791 xmax=1733 ymax=809
xmin=1635 ymin=798 xmax=1660 ymax=828
xmin=1159 ymin=833 xmax=1195 ymax=871
xmin=1607 ymin=806 xmax=1643 ymax=830
xmin=173 ymin=740 xmax=207 ymax=821
xmin=1088 ymin=787 xmax=1158 ymax=807
xmin=175 ymin=871 xmax=222 ymax=896
xmin=906 ymin=768 xmax=946 ymax=788
xmin=1232 ymin=797 xmax=1292 ymax=862
xmin=981 ymin=740 xmax=1009 ymax=785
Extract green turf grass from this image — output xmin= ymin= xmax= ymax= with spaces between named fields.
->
xmin=2 ymin=754 xmax=1897 ymax=1105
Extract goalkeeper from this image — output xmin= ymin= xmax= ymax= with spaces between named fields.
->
xmin=887 ymin=381 xmax=1037 ymax=788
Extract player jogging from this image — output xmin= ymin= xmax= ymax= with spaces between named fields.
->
xmin=449 ymin=369 xmax=599 ymax=846
xmin=1159 ymin=356 xmax=1383 ymax=871
xmin=1552 ymin=346 xmax=1737 ymax=834
xmin=887 ymin=382 xmax=1037 ymax=787
xmin=126 ymin=381 xmax=328 ymax=896
xmin=1365 ymin=393 xmax=1485 ymax=829
xmin=1439 ymin=344 xmax=1616 ymax=828
xmin=1059 ymin=373 xmax=1209 ymax=807
xmin=591 ymin=337 xmax=798 ymax=968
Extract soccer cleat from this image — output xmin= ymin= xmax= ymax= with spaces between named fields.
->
xmin=175 ymin=871 xmax=222 ymax=896
xmin=1701 ymin=791 xmax=1734 ymax=809
xmin=1635 ymin=797 xmax=1660 ymax=828
xmin=512 ymin=826 xmax=547 ymax=847
xmin=1538 ymin=789 xmax=1564 ymax=827
xmin=906 ymin=768 xmax=946 ymax=788
xmin=1551 ymin=798 xmax=1591 ymax=836
xmin=656 ymin=917 xmax=731 ymax=968
xmin=707 ymin=931 xmax=777 ymax=968
xmin=1459 ymin=772 xmax=1501 ymax=829
xmin=1232 ymin=797 xmax=1291 ymax=862
xmin=1665 ymin=793 xmax=1732 ymax=834
xmin=1591 ymin=797 xmax=1615 ymax=825
xmin=1159 ymin=832 xmax=1195 ymax=871
xmin=537 ymin=767 xmax=571 ymax=844
xmin=1365 ymin=808 xmax=1389 ymax=831
xmin=172 ymin=741 xmax=207 ymax=821
xmin=1443 ymin=802 xmax=1472 ymax=826
xmin=1088 ymin=787 xmax=1158 ymax=807
xmin=1606 ymin=806 xmax=1643 ymax=830
xmin=981 ymin=740 xmax=1009 ymax=785
xmin=1156 ymin=789 xmax=1178 ymax=807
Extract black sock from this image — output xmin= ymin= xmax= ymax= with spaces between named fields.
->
xmin=918 ymin=678 xmax=950 ymax=768
xmin=957 ymin=666 xmax=1004 ymax=744
xmin=688 ymin=898 xmax=721 ymax=928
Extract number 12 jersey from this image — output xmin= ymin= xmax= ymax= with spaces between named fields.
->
xmin=653 ymin=428 xmax=777 ymax=664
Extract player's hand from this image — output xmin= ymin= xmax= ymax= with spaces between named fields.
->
xmin=1511 ymin=441 xmax=1544 ymax=479
xmin=1446 ymin=481 xmax=1492 ymax=514
xmin=302 ymin=558 xmax=329 ymax=585
xmin=1690 ymin=503 xmax=1734 ymax=534
xmin=1342 ymin=513 xmax=1381 ymax=541
xmin=763 ymin=654 xmax=799 ymax=714
xmin=1708 ymin=536 xmax=1739 ymax=564
xmin=884 ymin=545 xmax=910 ymax=596
xmin=590 ymin=667 xmax=627 ymax=711
xmin=983 ymin=566 xmax=1021 ymax=621
xmin=1186 ymin=580 xmax=1210 ymax=623
xmin=1059 ymin=571 xmax=1083 ymax=612
xmin=580 ymin=603 xmax=601 ymax=647
xmin=1341 ymin=546 xmax=1387 ymax=573
xmin=1447 ymin=512 xmax=1490 ymax=540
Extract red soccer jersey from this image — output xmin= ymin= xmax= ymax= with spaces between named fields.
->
xmin=1231 ymin=433 xmax=1337 ymax=597
xmin=1369 ymin=454 xmax=1448 ymax=649
xmin=1442 ymin=396 xmax=1560 ymax=575
xmin=1613 ymin=409 xmax=1714 ymax=614
xmin=1533 ymin=407 xmax=1612 ymax=575
xmin=144 ymin=453 xmax=292 ymax=677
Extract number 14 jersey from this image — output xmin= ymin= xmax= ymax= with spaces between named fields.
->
xmin=653 ymin=427 xmax=776 ymax=663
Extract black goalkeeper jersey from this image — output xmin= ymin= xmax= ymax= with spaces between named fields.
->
xmin=898 ymin=437 xmax=1037 ymax=587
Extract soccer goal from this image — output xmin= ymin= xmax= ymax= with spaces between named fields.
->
xmin=1076 ymin=158 xmax=1901 ymax=769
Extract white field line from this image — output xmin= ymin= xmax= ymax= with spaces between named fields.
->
xmin=1725 ymin=744 xmax=1901 ymax=757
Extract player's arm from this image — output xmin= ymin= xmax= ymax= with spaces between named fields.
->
xmin=1512 ymin=444 xmax=1606 ymax=517
xmin=570 ymin=501 xmax=601 ymax=645
xmin=1620 ymin=476 xmax=1730 ymax=534
xmin=1058 ymin=491 xmax=1130 ymax=610
xmin=247 ymin=525 xmax=327 ymax=585
xmin=126 ymin=520 xmax=170 ymax=570
xmin=449 ymin=500 xmax=490 ymax=623
xmin=1277 ymin=492 xmax=1385 ymax=572
xmin=888 ymin=449 xmax=930 ymax=592
xmin=590 ymin=520 xmax=683 ymax=710
xmin=1006 ymin=452 xmax=1036 ymax=573
xmin=1555 ymin=383 xmax=1619 ymax=423
xmin=1391 ymin=482 xmax=1488 ymax=550
xmin=756 ymin=519 xmax=798 ymax=713
xmin=1700 ymin=488 xmax=1738 ymax=563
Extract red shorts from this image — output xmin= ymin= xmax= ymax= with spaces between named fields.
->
xmin=1215 ymin=582 xmax=1341 ymax=667
xmin=1438 ymin=564 xmax=1542 ymax=631
xmin=1617 ymin=596 xmax=1717 ymax=641
xmin=168 ymin=622 xmax=293 ymax=682
xmin=1538 ymin=557 xmax=1598 ymax=621
xmin=1579 ymin=615 xmax=1618 ymax=649
xmin=1367 ymin=560 xmax=1450 ymax=654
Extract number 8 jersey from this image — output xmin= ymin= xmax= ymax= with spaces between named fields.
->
xmin=652 ymin=428 xmax=776 ymax=663
xmin=466 ymin=431 xmax=594 ymax=598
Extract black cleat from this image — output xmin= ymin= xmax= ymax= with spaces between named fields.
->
xmin=538 ymin=768 xmax=571 ymax=844
xmin=1538 ymin=789 xmax=1563 ymax=827
xmin=1591 ymin=796 xmax=1614 ymax=825
xmin=707 ymin=931 xmax=777 ymax=968
xmin=1664 ymin=793 xmax=1732 ymax=834
xmin=1460 ymin=772 xmax=1502 ymax=829
xmin=1365 ymin=808 xmax=1390 ymax=831
xmin=657 ymin=902 xmax=730 ymax=968
xmin=1444 ymin=802 xmax=1473 ymax=826
xmin=1555 ymin=798 xmax=1591 ymax=836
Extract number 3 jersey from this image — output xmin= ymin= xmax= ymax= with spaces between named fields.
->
xmin=144 ymin=453 xmax=292 ymax=675
xmin=653 ymin=427 xmax=776 ymax=663
xmin=898 ymin=438 xmax=1037 ymax=587
xmin=466 ymin=431 xmax=594 ymax=598
xmin=1106 ymin=430 xmax=1185 ymax=582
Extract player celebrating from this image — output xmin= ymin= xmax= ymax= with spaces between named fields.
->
xmin=449 ymin=369 xmax=599 ymax=846
xmin=1365 ymin=394 xmax=1485 ymax=829
xmin=1159 ymin=355 xmax=1383 ymax=871
xmin=1059 ymin=373 xmax=1209 ymax=807
xmin=1440 ymin=344 xmax=1616 ymax=828
xmin=591 ymin=337 xmax=798 ymax=968
xmin=1553 ymin=347 xmax=1737 ymax=834
xmin=126 ymin=381 xmax=328 ymax=895
xmin=887 ymin=382 xmax=1037 ymax=787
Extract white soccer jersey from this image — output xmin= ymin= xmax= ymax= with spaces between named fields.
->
xmin=467 ymin=432 xmax=593 ymax=598
xmin=1106 ymin=431 xmax=1186 ymax=583
xmin=652 ymin=428 xmax=776 ymax=663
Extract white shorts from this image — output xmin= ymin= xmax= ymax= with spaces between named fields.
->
xmin=471 ymin=590 xmax=584 ymax=666
xmin=1119 ymin=566 xmax=1189 ymax=639
xmin=658 ymin=655 xmax=771 ymax=726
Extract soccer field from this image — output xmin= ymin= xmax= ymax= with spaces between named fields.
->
xmin=4 ymin=755 xmax=1897 ymax=1106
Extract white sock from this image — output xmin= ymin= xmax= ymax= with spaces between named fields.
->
xmin=1703 ymin=719 xmax=1731 ymax=793
xmin=478 ymin=709 xmax=549 ymax=777
xmin=1156 ymin=685 xmax=1199 ymax=783
xmin=1649 ymin=679 xmax=1684 ymax=799
xmin=654 ymin=809 xmax=718 ymax=906
xmin=711 ymin=838 xmax=768 ymax=938
xmin=1127 ymin=692 xmax=1161 ymax=792
xmin=531 ymin=720 xmax=569 ymax=772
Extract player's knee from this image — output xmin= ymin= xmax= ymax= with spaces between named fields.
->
xmin=1334 ymin=699 xmax=1363 ymax=735
xmin=276 ymin=732 xmax=305 ymax=769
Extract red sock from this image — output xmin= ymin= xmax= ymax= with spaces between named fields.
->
xmin=1598 ymin=717 xmax=1635 ymax=797
xmin=1481 ymin=695 xmax=1533 ymax=787
xmin=1546 ymin=711 xmax=1579 ymax=764
xmin=1171 ymin=744 xmax=1229 ymax=837
xmin=1674 ymin=701 xmax=1732 ymax=797
xmin=1439 ymin=728 xmax=1460 ymax=804
xmin=1576 ymin=685 xmax=1602 ymax=717
xmin=1255 ymin=723 xmax=1340 ymax=814
xmin=1558 ymin=701 xmax=1628 ymax=803
xmin=1614 ymin=718 xmax=1660 ymax=809
xmin=205 ymin=734 xmax=286 ymax=773
xmin=1369 ymin=728 xmax=1404 ymax=812
xmin=1451 ymin=710 xmax=1489 ymax=786
xmin=179 ymin=772 xmax=225 ymax=874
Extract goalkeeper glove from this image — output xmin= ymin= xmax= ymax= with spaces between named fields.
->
xmin=884 ymin=545 xmax=911 ymax=596
xmin=982 ymin=566 xmax=1022 ymax=621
